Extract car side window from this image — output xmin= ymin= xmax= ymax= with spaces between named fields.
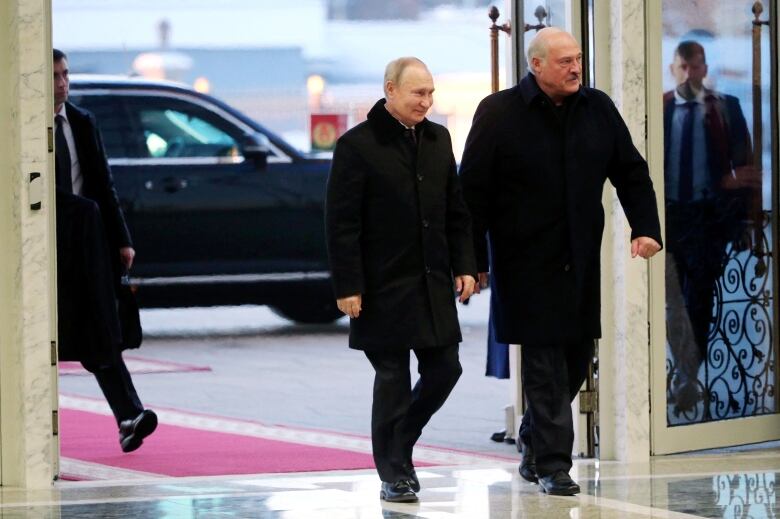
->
xmin=68 ymin=94 xmax=137 ymax=158
xmin=125 ymin=96 xmax=242 ymax=160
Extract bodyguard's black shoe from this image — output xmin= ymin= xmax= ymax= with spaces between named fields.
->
xmin=380 ymin=481 xmax=419 ymax=503
xmin=119 ymin=409 xmax=158 ymax=453
xmin=538 ymin=470 xmax=580 ymax=495
xmin=518 ymin=440 xmax=538 ymax=483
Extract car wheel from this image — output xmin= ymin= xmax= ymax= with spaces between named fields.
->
xmin=270 ymin=298 xmax=343 ymax=324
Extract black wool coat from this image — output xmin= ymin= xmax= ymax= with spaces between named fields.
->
xmin=460 ymin=74 xmax=662 ymax=346
xmin=57 ymin=102 xmax=137 ymax=365
xmin=325 ymin=99 xmax=477 ymax=351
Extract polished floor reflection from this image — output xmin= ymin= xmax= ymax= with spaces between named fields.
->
xmin=2 ymin=448 xmax=779 ymax=518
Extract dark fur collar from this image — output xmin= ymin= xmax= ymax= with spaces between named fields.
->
xmin=366 ymin=98 xmax=434 ymax=143
xmin=518 ymin=73 xmax=589 ymax=107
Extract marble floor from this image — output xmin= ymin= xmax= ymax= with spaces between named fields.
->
xmin=2 ymin=449 xmax=779 ymax=518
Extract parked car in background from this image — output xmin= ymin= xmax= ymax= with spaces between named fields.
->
xmin=69 ymin=75 xmax=340 ymax=324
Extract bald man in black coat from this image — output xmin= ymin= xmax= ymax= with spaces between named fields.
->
xmin=461 ymin=29 xmax=662 ymax=495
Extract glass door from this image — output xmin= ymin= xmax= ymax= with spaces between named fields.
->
xmin=651 ymin=0 xmax=780 ymax=453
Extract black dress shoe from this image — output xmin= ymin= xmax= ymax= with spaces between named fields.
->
xmin=538 ymin=470 xmax=580 ymax=495
xmin=518 ymin=440 xmax=538 ymax=483
xmin=119 ymin=409 xmax=158 ymax=453
xmin=380 ymin=481 xmax=418 ymax=503
xmin=402 ymin=462 xmax=420 ymax=492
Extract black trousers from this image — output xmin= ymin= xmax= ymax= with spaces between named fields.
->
xmin=518 ymin=338 xmax=594 ymax=476
xmin=364 ymin=344 xmax=462 ymax=483
xmin=83 ymin=355 xmax=144 ymax=426
xmin=665 ymin=201 xmax=732 ymax=392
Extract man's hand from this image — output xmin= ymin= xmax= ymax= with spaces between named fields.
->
xmin=119 ymin=246 xmax=136 ymax=270
xmin=474 ymin=272 xmax=489 ymax=294
xmin=337 ymin=294 xmax=362 ymax=319
xmin=631 ymin=237 xmax=661 ymax=259
xmin=455 ymin=275 xmax=476 ymax=303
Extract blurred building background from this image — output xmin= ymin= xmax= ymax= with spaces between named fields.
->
xmin=53 ymin=0 xmax=525 ymax=159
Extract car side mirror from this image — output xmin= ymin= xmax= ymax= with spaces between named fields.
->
xmin=240 ymin=133 xmax=271 ymax=169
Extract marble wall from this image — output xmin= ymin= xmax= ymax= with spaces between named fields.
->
xmin=597 ymin=0 xmax=653 ymax=463
xmin=0 ymin=0 xmax=57 ymax=488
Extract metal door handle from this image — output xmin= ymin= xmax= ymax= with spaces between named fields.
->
xmin=161 ymin=177 xmax=188 ymax=193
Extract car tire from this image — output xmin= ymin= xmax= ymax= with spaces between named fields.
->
xmin=270 ymin=298 xmax=343 ymax=324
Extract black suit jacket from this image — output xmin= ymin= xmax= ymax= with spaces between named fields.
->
xmin=325 ymin=99 xmax=477 ymax=351
xmin=57 ymin=102 xmax=137 ymax=364
xmin=65 ymin=102 xmax=132 ymax=256
xmin=460 ymin=74 xmax=662 ymax=346
xmin=662 ymin=88 xmax=752 ymax=186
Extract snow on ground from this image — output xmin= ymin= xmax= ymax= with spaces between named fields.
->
xmin=140 ymin=289 xmax=491 ymax=337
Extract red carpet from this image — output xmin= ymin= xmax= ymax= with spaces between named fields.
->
xmin=59 ymin=408 xmax=380 ymax=477
xmin=59 ymin=356 xmax=211 ymax=376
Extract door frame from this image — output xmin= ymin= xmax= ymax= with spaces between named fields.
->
xmin=647 ymin=0 xmax=780 ymax=455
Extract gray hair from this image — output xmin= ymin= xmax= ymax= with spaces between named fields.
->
xmin=526 ymin=27 xmax=566 ymax=74
xmin=384 ymin=57 xmax=427 ymax=95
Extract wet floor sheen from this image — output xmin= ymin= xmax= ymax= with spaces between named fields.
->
xmin=2 ymin=449 xmax=779 ymax=518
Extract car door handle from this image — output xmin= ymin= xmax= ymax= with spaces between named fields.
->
xmin=160 ymin=177 xmax=189 ymax=193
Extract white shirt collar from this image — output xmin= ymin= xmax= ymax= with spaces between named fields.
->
xmin=673 ymin=87 xmax=706 ymax=105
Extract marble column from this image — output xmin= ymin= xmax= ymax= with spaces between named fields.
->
xmin=0 ymin=0 xmax=58 ymax=488
xmin=596 ymin=0 xmax=654 ymax=463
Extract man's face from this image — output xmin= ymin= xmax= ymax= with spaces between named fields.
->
xmin=532 ymin=33 xmax=582 ymax=103
xmin=53 ymin=58 xmax=69 ymax=108
xmin=385 ymin=64 xmax=434 ymax=127
xmin=670 ymin=53 xmax=707 ymax=91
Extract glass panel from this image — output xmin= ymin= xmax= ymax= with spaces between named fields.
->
xmin=127 ymin=98 xmax=240 ymax=159
xmin=520 ymin=0 xmax=570 ymax=75
xmin=662 ymin=0 xmax=776 ymax=425
xmin=68 ymin=94 xmax=138 ymax=158
xmin=139 ymin=109 xmax=238 ymax=158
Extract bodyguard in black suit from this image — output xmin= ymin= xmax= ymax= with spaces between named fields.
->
xmin=53 ymin=49 xmax=156 ymax=453
xmin=663 ymin=41 xmax=756 ymax=414
xmin=460 ymin=29 xmax=662 ymax=495
xmin=325 ymin=57 xmax=476 ymax=503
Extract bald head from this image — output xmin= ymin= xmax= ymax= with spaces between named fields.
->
xmin=526 ymin=28 xmax=582 ymax=104
xmin=527 ymin=28 xmax=578 ymax=69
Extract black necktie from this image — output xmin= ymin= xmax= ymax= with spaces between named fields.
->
xmin=405 ymin=128 xmax=417 ymax=147
xmin=678 ymin=101 xmax=696 ymax=202
xmin=55 ymin=115 xmax=73 ymax=193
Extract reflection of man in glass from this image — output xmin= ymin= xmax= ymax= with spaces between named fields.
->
xmin=664 ymin=40 xmax=754 ymax=414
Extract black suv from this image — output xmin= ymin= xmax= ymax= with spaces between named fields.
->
xmin=69 ymin=75 xmax=340 ymax=323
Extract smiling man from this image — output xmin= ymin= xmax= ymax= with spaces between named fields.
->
xmin=325 ymin=57 xmax=476 ymax=503
xmin=460 ymin=28 xmax=663 ymax=495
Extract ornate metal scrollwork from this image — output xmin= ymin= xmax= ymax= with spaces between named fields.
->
xmin=667 ymin=214 xmax=775 ymax=425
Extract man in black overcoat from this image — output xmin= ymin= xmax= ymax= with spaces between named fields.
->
xmin=325 ymin=57 xmax=477 ymax=503
xmin=54 ymin=49 xmax=156 ymax=453
xmin=460 ymin=28 xmax=662 ymax=495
